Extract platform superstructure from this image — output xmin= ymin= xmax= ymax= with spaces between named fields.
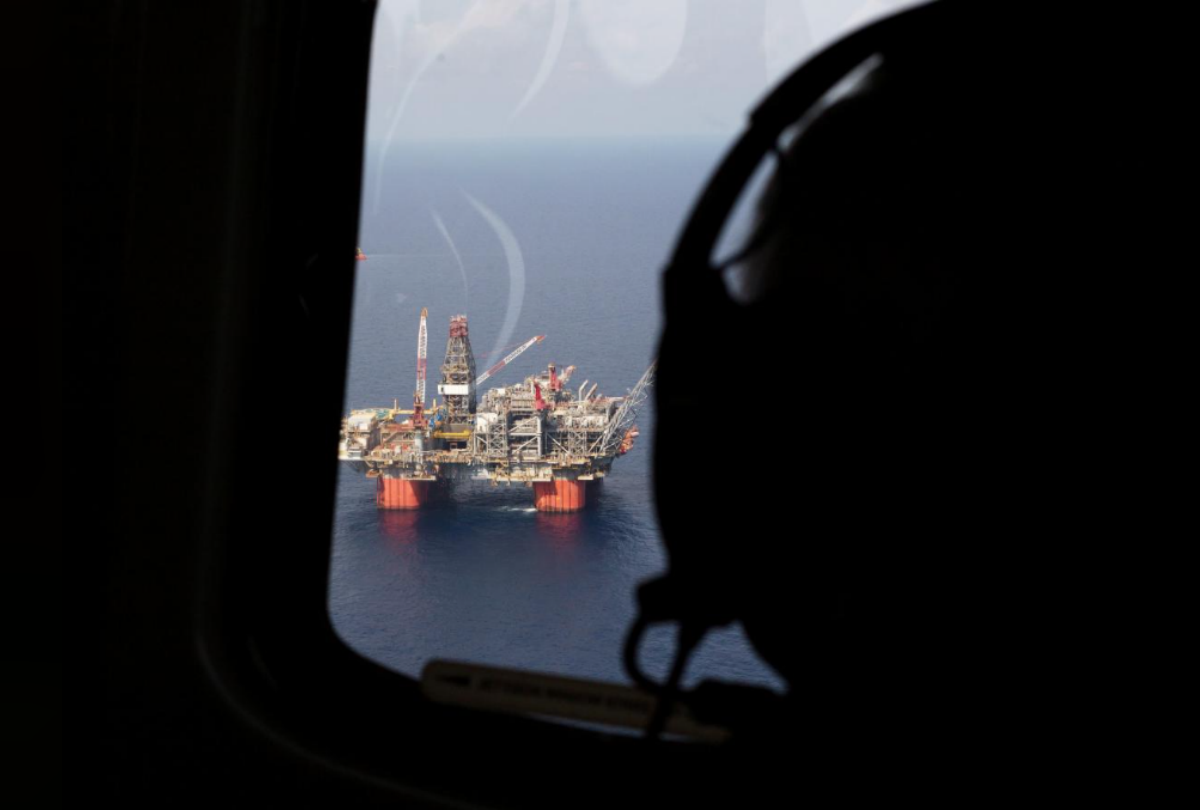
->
xmin=339 ymin=312 xmax=654 ymax=512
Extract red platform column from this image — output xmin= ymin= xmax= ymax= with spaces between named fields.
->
xmin=376 ymin=477 xmax=431 ymax=509
xmin=533 ymin=480 xmax=587 ymax=512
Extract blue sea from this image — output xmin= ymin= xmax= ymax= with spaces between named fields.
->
xmin=329 ymin=138 xmax=785 ymax=692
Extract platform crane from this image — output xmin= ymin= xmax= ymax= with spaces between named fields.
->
xmin=475 ymin=335 xmax=545 ymax=387
xmin=596 ymin=361 xmax=656 ymax=456
xmin=412 ymin=307 xmax=429 ymax=428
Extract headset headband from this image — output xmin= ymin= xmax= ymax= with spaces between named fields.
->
xmin=666 ymin=0 xmax=945 ymax=277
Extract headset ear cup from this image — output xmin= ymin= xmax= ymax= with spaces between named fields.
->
xmin=654 ymin=267 xmax=732 ymax=570
xmin=661 ymin=260 xmax=738 ymax=329
xmin=654 ymin=267 xmax=769 ymax=626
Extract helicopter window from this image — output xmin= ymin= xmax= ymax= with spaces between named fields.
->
xmin=330 ymin=0 xmax=920 ymax=699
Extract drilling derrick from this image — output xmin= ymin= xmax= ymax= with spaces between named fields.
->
xmin=438 ymin=315 xmax=477 ymax=427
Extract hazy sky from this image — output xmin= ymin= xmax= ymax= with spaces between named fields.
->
xmin=364 ymin=0 xmax=924 ymax=147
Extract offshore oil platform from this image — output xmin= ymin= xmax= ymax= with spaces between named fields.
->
xmin=338 ymin=309 xmax=655 ymax=512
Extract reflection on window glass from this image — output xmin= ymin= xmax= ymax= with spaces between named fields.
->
xmin=330 ymin=0 xmax=919 ymax=689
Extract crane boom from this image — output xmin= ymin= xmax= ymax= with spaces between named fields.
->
xmin=596 ymin=361 xmax=656 ymax=456
xmin=475 ymin=334 xmax=545 ymax=386
xmin=415 ymin=307 xmax=428 ymax=406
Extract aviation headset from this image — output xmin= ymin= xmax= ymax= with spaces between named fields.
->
xmin=623 ymin=0 xmax=965 ymax=737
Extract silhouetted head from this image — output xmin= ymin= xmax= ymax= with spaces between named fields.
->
xmin=646 ymin=3 xmax=1049 ymax=725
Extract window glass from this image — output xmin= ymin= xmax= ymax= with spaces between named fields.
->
xmin=331 ymin=0 xmax=921 ymax=690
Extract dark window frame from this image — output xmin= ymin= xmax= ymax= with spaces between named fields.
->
xmin=175 ymin=2 xmax=728 ymax=806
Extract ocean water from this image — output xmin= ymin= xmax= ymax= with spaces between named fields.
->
xmin=329 ymin=138 xmax=785 ymax=691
